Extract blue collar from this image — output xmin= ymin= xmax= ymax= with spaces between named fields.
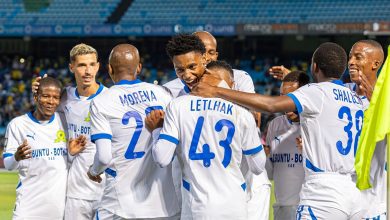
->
xmin=331 ymin=79 xmax=344 ymax=86
xmin=75 ymin=82 xmax=105 ymax=100
xmin=115 ymin=79 xmax=142 ymax=85
xmin=27 ymin=111 xmax=55 ymax=124
xmin=180 ymin=79 xmax=191 ymax=94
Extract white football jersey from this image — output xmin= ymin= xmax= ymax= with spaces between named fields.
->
xmin=287 ymin=80 xmax=367 ymax=175
xmin=158 ymin=94 xmax=265 ymax=219
xmin=3 ymin=112 xmax=68 ymax=219
xmin=90 ymin=79 xmax=179 ymax=218
xmin=61 ymin=84 xmax=107 ymax=201
xmin=266 ymin=115 xmax=304 ymax=206
xmin=163 ymin=69 xmax=255 ymax=97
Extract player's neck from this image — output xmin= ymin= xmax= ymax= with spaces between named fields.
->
xmin=33 ymin=110 xmax=52 ymax=121
xmin=76 ymin=82 xmax=100 ymax=97
xmin=114 ymin=74 xmax=137 ymax=84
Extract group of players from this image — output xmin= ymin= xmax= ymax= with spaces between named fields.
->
xmin=2 ymin=30 xmax=387 ymax=220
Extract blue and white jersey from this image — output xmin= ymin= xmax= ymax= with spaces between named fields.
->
xmin=89 ymin=79 xmax=179 ymax=218
xmin=287 ymin=80 xmax=367 ymax=175
xmin=3 ymin=112 xmax=68 ymax=219
xmin=163 ymin=69 xmax=255 ymax=98
xmin=158 ymin=95 xmax=265 ymax=219
xmin=61 ymin=84 xmax=107 ymax=201
xmin=265 ymin=115 xmax=304 ymax=206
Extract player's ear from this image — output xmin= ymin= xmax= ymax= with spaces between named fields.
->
xmin=215 ymin=51 xmax=219 ymax=59
xmin=107 ymin=64 xmax=114 ymax=81
xmin=68 ymin=63 xmax=74 ymax=74
xmin=201 ymin=54 xmax=207 ymax=67
xmin=372 ymin=59 xmax=381 ymax=70
xmin=136 ymin=63 xmax=142 ymax=75
xmin=33 ymin=92 xmax=38 ymax=103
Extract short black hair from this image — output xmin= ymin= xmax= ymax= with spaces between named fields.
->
xmin=313 ymin=42 xmax=347 ymax=78
xmin=37 ymin=77 xmax=62 ymax=94
xmin=206 ymin=60 xmax=234 ymax=78
xmin=356 ymin=39 xmax=383 ymax=51
xmin=282 ymin=70 xmax=310 ymax=87
xmin=166 ymin=34 xmax=206 ymax=60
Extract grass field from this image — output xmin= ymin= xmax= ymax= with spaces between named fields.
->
xmin=0 ymin=172 xmax=275 ymax=219
xmin=0 ymin=172 xmax=18 ymax=220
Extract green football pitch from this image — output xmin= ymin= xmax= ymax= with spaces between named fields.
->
xmin=0 ymin=172 xmax=275 ymax=219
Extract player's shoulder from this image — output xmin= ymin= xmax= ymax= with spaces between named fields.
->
xmin=163 ymin=78 xmax=182 ymax=88
xmin=268 ymin=115 xmax=288 ymax=130
xmin=7 ymin=114 xmax=28 ymax=128
xmin=233 ymin=69 xmax=250 ymax=77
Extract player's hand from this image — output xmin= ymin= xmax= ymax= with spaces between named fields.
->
xmin=87 ymin=170 xmax=102 ymax=183
xmin=357 ymin=72 xmax=374 ymax=101
xmin=145 ymin=110 xmax=165 ymax=132
xmin=192 ymin=70 xmax=220 ymax=98
xmin=252 ymin=111 xmax=261 ymax=128
xmin=296 ymin=136 xmax=303 ymax=153
xmin=31 ymin=74 xmax=47 ymax=94
xmin=14 ymin=140 xmax=32 ymax=161
xmin=68 ymin=135 xmax=87 ymax=156
xmin=269 ymin=65 xmax=290 ymax=80
xmin=263 ymin=145 xmax=271 ymax=157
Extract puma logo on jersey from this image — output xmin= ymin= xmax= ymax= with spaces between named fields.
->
xmin=26 ymin=132 xmax=36 ymax=140
xmin=274 ymin=136 xmax=281 ymax=144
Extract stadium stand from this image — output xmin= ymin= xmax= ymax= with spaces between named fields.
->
xmin=0 ymin=0 xmax=389 ymax=26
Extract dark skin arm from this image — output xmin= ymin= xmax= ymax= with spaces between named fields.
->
xmin=192 ymin=74 xmax=297 ymax=113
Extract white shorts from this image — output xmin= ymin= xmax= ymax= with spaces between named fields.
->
xmin=247 ymin=183 xmax=271 ymax=220
xmin=298 ymin=173 xmax=362 ymax=220
xmin=273 ymin=205 xmax=297 ymax=220
xmin=96 ymin=208 xmax=180 ymax=220
xmin=65 ymin=197 xmax=99 ymax=220
xmin=361 ymin=189 xmax=387 ymax=219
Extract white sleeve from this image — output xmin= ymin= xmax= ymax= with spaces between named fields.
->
xmin=286 ymin=83 xmax=324 ymax=116
xmin=90 ymin=99 xmax=112 ymax=143
xmin=90 ymin=138 xmax=112 ymax=176
xmin=233 ymin=69 xmax=255 ymax=93
xmin=240 ymin=109 xmax=266 ymax=175
xmin=265 ymin=120 xmax=274 ymax=180
xmin=3 ymin=121 xmax=20 ymax=171
xmin=152 ymin=102 xmax=179 ymax=167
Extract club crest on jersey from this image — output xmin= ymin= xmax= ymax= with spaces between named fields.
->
xmin=84 ymin=112 xmax=91 ymax=122
xmin=54 ymin=130 xmax=66 ymax=143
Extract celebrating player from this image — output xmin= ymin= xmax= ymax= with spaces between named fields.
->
xmin=87 ymin=44 xmax=179 ymax=219
xmin=3 ymin=77 xmax=86 ymax=220
xmin=193 ymin=42 xmax=367 ymax=219
xmin=152 ymin=60 xmax=266 ymax=219
xmin=264 ymin=70 xmax=310 ymax=220
xmin=33 ymin=43 xmax=107 ymax=220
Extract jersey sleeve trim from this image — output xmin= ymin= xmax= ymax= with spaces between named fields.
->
xmin=243 ymin=145 xmax=264 ymax=155
xmin=91 ymin=133 xmax=112 ymax=143
xmin=145 ymin=106 xmax=163 ymax=115
xmin=158 ymin=134 xmax=179 ymax=145
xmin=305 ymin=158 xmax=324 ymax=172
xmin=286 ymin=93 xmax=303 ymax=114
xmin=2 ymin=153 xmax=13 ymax=159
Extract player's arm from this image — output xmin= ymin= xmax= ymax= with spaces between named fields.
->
xmin=241 ymin=110 xmax=267 ymax=175
xmin=193 ymin=77 xmax=296 ymax=113
xmin=264 ymin=122 xmax=274 ymax=180
xmin=4 ymin=140 xmax=32 ymax=171
xmin=87 ymin=100 xmax=112 ymax=183
xmin=152 ymin=103 xmax=179 ymax=167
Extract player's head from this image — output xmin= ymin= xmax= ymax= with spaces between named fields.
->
xmin=34 ymin=77 xmax=62 ymax=120
xmin=281 ymin=71 xmax=310 ymax=122
xmin=166 ymin=34 xmax=207 ymax=89
xmin=206 ymin=60 xmax=234 ymax=89
xmin=69 ymin=43 xmax=100 ymax=88
xmin=193 ymin=31 xmax=218 ymax=63
xmin=348 ymin=39 xmax=384 ymax=82
xmin=108 ymin=43 xmax=141 ymax=83
xmin=311 ymin=42 xmax=347 ymax=82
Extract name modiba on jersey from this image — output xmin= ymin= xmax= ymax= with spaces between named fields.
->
xmin=119 ymin=90 xmax=157 ymax=106
xmin=190 ymin=99 xmax=233 ymax=115
xmin=333 ymin=88 xmax=362 ymax=105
